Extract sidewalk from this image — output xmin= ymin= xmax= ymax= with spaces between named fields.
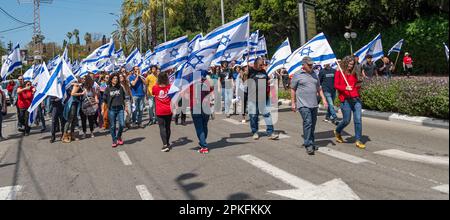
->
xmin=278 ymin=99 xmax=449 ymax=129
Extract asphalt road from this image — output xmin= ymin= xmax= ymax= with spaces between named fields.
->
xmin=0 ymin=105 xmax=448 ymax=200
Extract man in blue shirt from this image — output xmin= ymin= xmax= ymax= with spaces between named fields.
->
xmin=129 ymin=66 xmax=146 ymax=128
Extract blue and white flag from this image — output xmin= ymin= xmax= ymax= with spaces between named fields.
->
xmin=23 ymin=66 xmax=34 ymax=82
xmin=113 ymin=48 xmax=126 ymax=66
xmin=154 ymin=36 xmax=189 ymax=72
xmin=125 ymin=48 xmax=143 ymax=71
xmin=169 ymin=43 xmax=219 ymax=99
xmin=248 ymin=36 xmax=268 ymax=64
xmin=141 ymin=50 xmax=155 ymax=73
xmin=248 ymin=30 xmax=259 ymax=53
xmin=27 ymin=64 xmax=51 ymax=126
xmin=47 ymin=55 xmax=60 ymax=73
xmin=267 ymin=38 xmax=292 ymax=76
xmin=1 ymin=43 xmax=22 ymax=81
xmin=444 ymin=43 xmax=449 ymax=61
xmin=199 ymin=14 xmax=250 ymax=66
xmin=27 ymin=62 xmax=58 ymax=114
xmin=285 ymin=33 xmax=337 ymax=75
xmin=82 ymin=38 xmax=115 ymax=65
xmin=62 ymin=47 xmax=70 ymax=63
xmin=188 ymin=33 xmax=203 ymax=54
xmin=355 ymin=33 xmax=384 ymax=63
xmin=388 ymin=39 xmax=404 ymax=56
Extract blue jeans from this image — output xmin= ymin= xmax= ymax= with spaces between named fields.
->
xmin=324 ymin=91 xmax=337 ymax=120
xmin=148 ymin=96 xmax=157 ymax=123
xmin=299 ymin=107 xmax=318 ymax=147
xmin=223 ymin=88 xmax=233 ymax=115
xmin=109 ymin=106 xmax=125 ymax=143
xmin=192 ymin=113 xmax=210 ymax=148
xmin=132 ymin=96 xmax=144 ymax=125
xmin=248 ymin=101 xmax=274 ymax=135
xmin=336 ymin=98 xmax=363 ymax=141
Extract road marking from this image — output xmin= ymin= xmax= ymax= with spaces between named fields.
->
xmin=0 ymin=185 xmax=22 ymax=200
xmin=136 ymin=185 xmax=154 ymax=200
xmin=118 ymin=151 xmax=132 ymax=166
xmin=239 ymin=155 xmax=360 ymax=200
xmin=223 ymin=118 xmax=244 ymax=125
xmin=374 ymin=149 xmax=449 ymax=166
xmin=318 ymin=147 xmax=374 ymax=164
xmin=257 ymin=130 xmax=290 ymax=139
xmin=432 ymin=184 xmax=449 ymax=194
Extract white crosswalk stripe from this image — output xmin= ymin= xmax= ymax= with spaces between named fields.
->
xmin=432 ymin=184 xmax=449 ymax=194
xmin=0 ymin=185 xmax=22 ymax=200
xmin=318 ymin=148 xmax=374 ymax=164
xmin=374 ymin=149 xmax=449 ymax=166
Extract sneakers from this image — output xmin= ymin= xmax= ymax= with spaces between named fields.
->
xmin=117 ymin=138 xmax=124 ymax=146
xmin=241 ymin=119 xmax=246 ymax=124
xmin=161 ymin=145 xmax=170 ymax=152
xmin=356 ymin=141 xmax=366 ymax=149
xmin=198 ymin=147 xmax=209 ymax=154
xmin=323 ymin=118 xmax=331 ymax=123
xmin=253 ymin=133 xmax=260 ymax=140
xmin=112 ymin=142 xmax=118 ymax=148
xmin=268 ymin=133 xmax=280 ymax=140
xmin=334 ymin=130 xmax=344 ymax=143
xmin=91 ymin=133 xmax=95 ymax=138
xmin=306 ymin=146 xmax=315 ymax=155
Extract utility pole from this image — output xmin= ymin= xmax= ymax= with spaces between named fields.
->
xmin=221 ymin=0 xmax=225 ymax=25
xmin=298 ymin=0 xmax=306 ymax=46
xmin=163 ymin=0 xmax=167 ymax=42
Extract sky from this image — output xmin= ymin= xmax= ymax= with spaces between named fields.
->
xmin=0 ymin=0 xmax=122 ymax=49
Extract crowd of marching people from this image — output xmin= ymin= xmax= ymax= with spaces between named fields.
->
xmin=0 ymin=53 xmax=381 ymax=156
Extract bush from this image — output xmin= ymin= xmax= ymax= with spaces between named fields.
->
xmin=278 ymin=89 xmax=291 ymax=100
xmin=360 ymin=77 xmax=449 ymax=119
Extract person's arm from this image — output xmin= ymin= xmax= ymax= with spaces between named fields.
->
xmin=17 ymin=86 xmax=29 ymax=94
xmin=318 ymin=87 xmax=328 ymax=110
xmin=290 ymin=75 xmax=298 ymax=112
xmin=334 ymin=71 xmax=347 ymax=93
xmin=71 ymin=84 xmax=85 ymax=97
xmin=130 ymin=75 xmax=139 ymax=87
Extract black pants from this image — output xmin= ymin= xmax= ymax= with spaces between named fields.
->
xmin=175 ymin=99 xmax=187 ymax=124
xmin=18 ymin=108 xmax=30 ymax=134
xmin=64 ymin=102 xmax=79 ymax=134
xmin=80 ymin=111 xmax=96 ymax=133
xmin=37 ymin=105 xmax=46 ymax=129
xmin=51 ymin=102 xmax=66 ymax=137
xmin=157 ymin=115 xmax=172 ymax=146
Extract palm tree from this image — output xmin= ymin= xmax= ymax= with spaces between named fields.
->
xmin=122 ymin=0 xmax=156 ymax=51
xmin=66 ymin=32 xmax=73 ymax=59
xmin=84 ymin=32 xmax=92 ymax=45
xmin=112 ymin=14 xmax=132 ymax=54
xmin=73 ymin=29 xmax=80 ymax=45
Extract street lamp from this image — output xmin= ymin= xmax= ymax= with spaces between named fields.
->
xmin=344 ymin=31 xmax=357 ymax=55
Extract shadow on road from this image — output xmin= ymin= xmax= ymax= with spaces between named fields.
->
xmin=175 ymin=173 xmax=205 ymax=200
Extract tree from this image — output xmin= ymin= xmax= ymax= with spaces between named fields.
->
xmin=73 ymin=29 xmax=80 ymax=45
xmin=112 ymin=14 xmax=131 ymax=54
xmin=84 ymin=32 xmax=92 ymax=45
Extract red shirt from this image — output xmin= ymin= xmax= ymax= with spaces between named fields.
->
xmin=17 ymin=86 xmax=34 ymax=109
xmin=403 ymin=56 xmax=413 ymax=65
xmin=7 ymin=82 xmax=15 ymax=93
xmin=334 ymin=71 xmax=361 ymax=103
xmin=152 ymin=84 xmax=172 ymax=116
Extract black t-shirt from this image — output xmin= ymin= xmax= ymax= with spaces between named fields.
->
xmin=248 ymin=67 xmax=270 ymax=103
xmin=319 ymin=68 xmax=335 ymax=93
xmin=103 ymin=85 xmax=125 ymax=109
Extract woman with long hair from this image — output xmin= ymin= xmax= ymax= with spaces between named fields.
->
xmin=152 ymin=72 xmax=173 ymax=152
xmin=120 ymin=74 xmax=133 ymax=129
xmin=63 ymin=77 xmax=85 ymax=143
xmin=234 ymin=65 xmax=249 ymax=123
xmin=334 ymin=56 xmax=366 ymax=149
xmin=80 ymin=75 xmax=99 ymax=139
xmin=104 ymin=73 xmax=126 ymax=148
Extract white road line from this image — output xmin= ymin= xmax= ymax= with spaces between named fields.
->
xmin=318 ymin=148 xmax=374 ymax=164
xmin=432 ymin=184 xmax=449 ymax=194
xmin=136 ymin=185 xmax=154 ymax=200
xmin=223 ymin=118 xmax=244 ymax=125
xmin=0 ymin=185 xmax=22 ymax=200
xmin=257 ymin=130 xmax=290 ymax=139
xmin=118 ymin=151 xmax=133 ymax=166
xmin=374 ymin=149 xmax=449 ymax=166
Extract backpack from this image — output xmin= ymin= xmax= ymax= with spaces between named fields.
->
xmin=81 ymin=94 xmax=98 ymax=116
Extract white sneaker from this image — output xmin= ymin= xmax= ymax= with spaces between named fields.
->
xmin=241 ymin=120 xmax=246 ymax=124
xmin=91 ymin=133 xmax=95 ymax=138
xmin=253 ymin=133 xmax=260 ymax=140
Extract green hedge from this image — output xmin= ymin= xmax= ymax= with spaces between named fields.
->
xmin=360 ymin=77 xmax=449 ymax=120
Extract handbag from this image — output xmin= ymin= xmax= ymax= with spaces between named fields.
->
xmin=81 ymin=95 xmax=98 ymax=116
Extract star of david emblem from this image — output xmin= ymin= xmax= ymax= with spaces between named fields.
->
xmin=299 ymin=46 xmax=314 ymax=56
xmin=145 ymin=59 xmax=151 ymax=65
xmin=5 ymin=58 xmax=12 ymax=65
xmin=170 ymin=48 xmax=179 ymax=58
xmin=188 ymin=55 xmax=204 ymax=69
xmin=188 ymin=45 xmax=194 ymax=54
xmin=96 ymin=50 xmax=102 ymax=56
xmin=219 ymin=35 xmax=231 ymax=47
xmin=222 ymin=53 xmax=232 ymax=60
xmin=133 ymin=59 xmax=139 ymax=65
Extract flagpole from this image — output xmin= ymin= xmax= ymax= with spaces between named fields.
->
xmin=335 ymin=61 xmax=350 ymax=87
xmin=393 ymin=52 xmax=401 ymax=74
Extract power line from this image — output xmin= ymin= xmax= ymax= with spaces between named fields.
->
xmin=0 ymin=24 xmax=34 ymax=34
xmin=0 ymin=6 xmax=34 ymax=25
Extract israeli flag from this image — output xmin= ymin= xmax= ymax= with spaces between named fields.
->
xmin=199 ymin=14 xmax=250 ymax=65
xmin=355 ymin=33 xmax=384 ymax=63
xmin=248 ymin=30 xmax=259 ymax=52
xmin=267 ymin=38 xmax=292 ymax=76
xmin=62 ymin=47 xmax=70 ymax=63
xmin=388 ymin=39 xmax=404 ymax=56
xmin=248 ymin=36 xmax=268 ymax=64
xmin=154 ymin=36 xmax=189 ymax=72
xmin=285 ymin=33 xmax=337 ymax=75
xmin=169 ymin=43 xmax=219 ymax=99
xmin=27 ymin=63 xmax=56 ymax=114
xmin=1 ymin=43 xmax=22 ymax=81
xmin=444 ymin=43 xmax=449 ymax=61
xmin=141 ymin=50 xmax=155 ymax=73
xmin=82 ymin=38 xmax=115 ymax=65
xmin=188 ymin=33 xmax=203 ymax=54
xmin=47 ymin=55 xmax=60 ymax=73
xmin=23 ymin=66 xmax=34 ymax=82
xmin=114 ymin=48 xmax=126 ymax=66
xmin=125 ymin=48 xmax=143 ymax=71
xmin=27 ymin=64 xmax=51 ymax=126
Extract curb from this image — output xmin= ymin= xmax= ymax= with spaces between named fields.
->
xmin=278 ymin=99 xmax=449 ymax=129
